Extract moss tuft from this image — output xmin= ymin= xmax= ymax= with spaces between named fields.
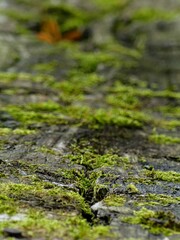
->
xmin=123 ymin=207 xmax=180 ymax=236
xmin=103 ymin=194 xmax=126 ymax=207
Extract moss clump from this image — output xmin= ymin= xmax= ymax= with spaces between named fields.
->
xmin=106 ymin=93 xmax=140 ymax=110
xmin=67 ymin=145 xmax=120 ymax=170
xmin=0 ymin=195 xmax=18 ymax=215
xmin=38 ymin=146 xmax=58 ymax=155
xmin=90 ymin=108 xmax=148 ymax=128
xmin=126 ymin=183 xmax=139 ymax=194
xmin=134 ymin=194 xmax=180 ymax=207
xmin=149 ymin=133 xmax=180 ymax=144
xmin=103 ymin=194 xmax=126 ymax=207
xmin=123 ymin=207 xmax=180 ymax=236
xmin=0 ymin=182 xmax=112 ymax=239
xmin=0 ymin=210 xmax=111 ymax=240
xmin=147 ymin=194 xmax=180 ymax=205
xmin=0 ymin=182 xmax=91 ymax=216
xmin=131 ymin=8 xmax=178 ymax=22
xmin=158 ymin=106 xmax=180 ymax=118
xmin=5 ymin=104 xmax=67 ymax=127
xmin=110 ymin=81 xmax=180 ymax=100
xmin=0 ymin=128 xmax=11 ymax=136
xmin=0 ymin=72 xmax=55 ymax=84
xmin=51 ymin=72 xmax=104 ymax=102
xmin=144 ymin=169 xmax=180 ymax=183
xmin=0 ymin=128 xmax=36 ymax=136
xmin=33 ymin=61 xmax=59 ymax=73
xmin=92 ymin=0 xmax=129 ymax=14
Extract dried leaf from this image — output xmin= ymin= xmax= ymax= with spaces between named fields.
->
xmin=37 ymin=19 xmax=62 ymax=43
xmin=63 ymin=30 xmax=83 ymax=41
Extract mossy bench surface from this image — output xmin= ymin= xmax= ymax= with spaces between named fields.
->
xmin=0 ymin=0 xmax=179 ymax=239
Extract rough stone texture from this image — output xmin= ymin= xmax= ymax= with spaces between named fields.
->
xmin=0 ymin=0 xmax=179 ymax=239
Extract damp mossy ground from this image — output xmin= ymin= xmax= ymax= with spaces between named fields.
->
xmin=123 ymin=207 xmax=180 ymax=236
xmin=0 ymin=0 xmax=180 ymax=239
xmin=0 ymin=182 xmax=113 ymax=239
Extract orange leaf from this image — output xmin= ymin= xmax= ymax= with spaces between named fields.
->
xmin=62 ymin=30 xmax=83 ymax=41
xmin=37 ymin=19 xmax=62 ymax=43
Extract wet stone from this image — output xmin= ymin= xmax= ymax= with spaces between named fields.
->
xmin=0 ymin=0 xmax=179 ymax=239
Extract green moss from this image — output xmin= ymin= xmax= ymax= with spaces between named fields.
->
xmin=92 ymin=0 xmax=129 ymax=14
xmin=0 ymin=182 xmax=111 ymax=239
xmin=0 ymin=8 xmax=39 ymax=23
xmin=0 ymin=128 xmax=11 ymax=136
xmin=5 ymin=104 xmax=67 ymax=127
xmin=0 ymin=195 xmax=18 ymax=215
xmin=126 ymin=183 xmax=139 ymax=194
xmin=71 ymin=44 xmax=139 ymax=74
xmin=0 ymin=182 xmax=91 ymax=216
xmin=147 ymin=194 xmax=180 ymax=205
xmin=106 ymin=93 xmax=140 ymax=110
xmin=0 ymin=210 xmax=111 ymax=240
xmin=3 ymin=96 xmax=148 ymax=129
xmin=149 ymin=133 xmax=180 ymax=144
xmin=123 ymin=207 xmax=180 ymax=236
xmin=158 ymin=106 xmax=180 ymax=118
xmin=27 ymin=101 xmax=61 ymax=112
xmin=132 ymin=8 xmax=178 ymax=22
xmin=38 ymin=146 xmax=58 ymax=155
xmin=111 ymin=82 xmax=180 ymax=100
xmin=0 ymin=128 xmax=36 ymax=136
xmin=51 ymin=72 xmax=103 ymax=102
xmin=134 ymin=194 xmax=180 ymax=207
xmin=43 ymin=3 xmax=90 ymax=32
xmin=103 ymin=194 xmax=126 ymax=207
xmin=0 ymin=72 xmax=55 ymax=84
xmin=33 ymin=61 xmax=58 ymax=73
xmin=144 ymin=169 xmax=180 ymax=183
xmin=89 ymin=108 xmax=149 ymax=128
xmin=68 ymin=145 xmax=120 ymax=170
xmin=162 ymin=120 xmax=180 ymax=129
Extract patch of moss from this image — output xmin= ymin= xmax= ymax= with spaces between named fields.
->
xmin=110 ymin=82 xmax=180 ymax=101
xmin=33 ymin=61 xmax=59 ymax=73
xmin=4 ymin=98 xmax=148 ymax=130
xmin=38 ymin=146 xmax=58 ymax=155
xmin=0 ymin=180 xmax=112 ymax=239
xmin=162 ymin=120 xmax=180 ymax=129
xmin=126 ymin=183 xmax=139 ymax=194
xmin=158 ymin=106 xmax=180 ymax=118
xmin=103 ymin=194 xmax=126 ymax=207
xmin=5 ymin=104 xmax=67 ymax=127
xmin=0 ymin=195 xmax=18 ymax=215
xmin=0 ymin=128 xmax=11 ymax=136
xmin=134 ymin=194 xmax=180 ymax=207
xmin=131 ymin=8 xmax=178 ymax=22
xmin=91 ymin=108 xmax=149 ymax=128
xmin=0 ymin=210 xmax=111 ymax=240
xmin=51 ymin=72 xmax=103 ymax=102
xmin=147 ymin=194 xmax=180 ymax=205
xmin=149 ymin=133 xmax=180 ymax=144
xmin=92 ymin=0 xmax=129 ymax=14
xmin=0 ymin=182 xmax=91 ymax=217
xmin=106 ymin=93 xmax=140 ymax=110
xmin=42 ymin=3 xmax=90 ymax=32
xmin=123 ymin=207 xmax=180 ymax=236
xmin=0 ymin=128 xmax=36 ymax=136
xmin=0 ymin=8 xmax=39 ymax=23
xmin=0 ymin=72 xmax=55 ymax=84
xmin=144 ymin=169 xmax=180 ymax=183
xmin=68 ymin=145 xmax=120 ymax=170
xmin=71 ymin=44 xmax=138 ymax=74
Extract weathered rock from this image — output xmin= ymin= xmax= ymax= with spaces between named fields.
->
xmin=0 ymin=0 xmax=179 ymax=239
